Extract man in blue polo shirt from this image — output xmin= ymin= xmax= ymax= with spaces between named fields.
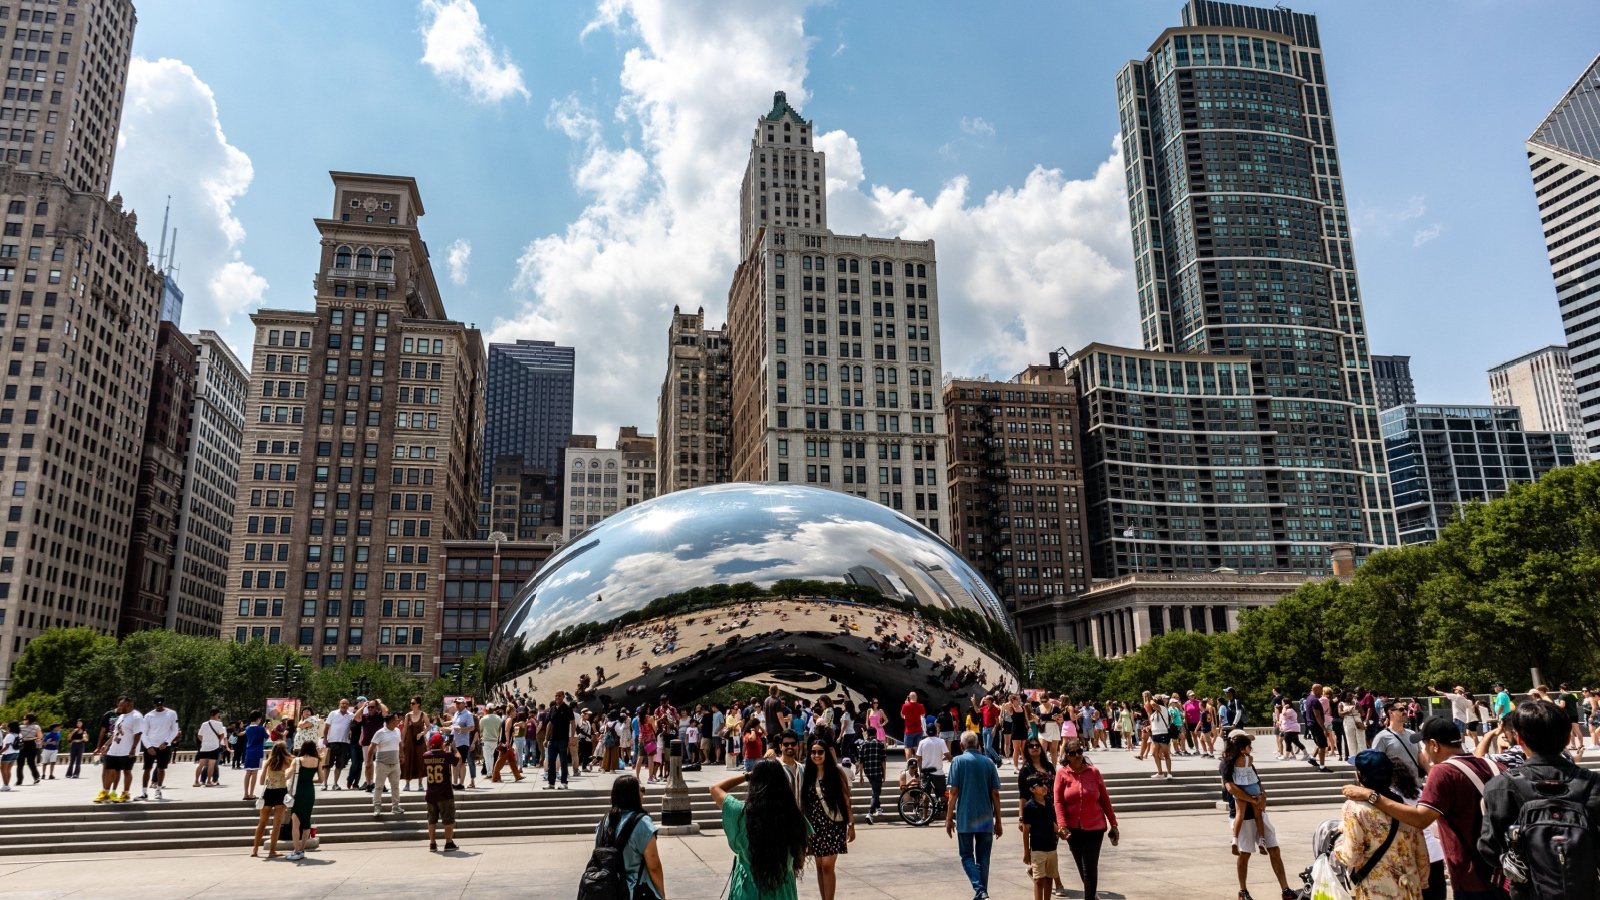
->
xmin=945 ymin=731 xmax=1002 ymax=900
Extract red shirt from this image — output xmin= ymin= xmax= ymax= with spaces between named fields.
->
xmin=1419 ymin=755 xmax=1499 ymax=891
xmin=1054 ymin=764 xmax=1117 ymax=833
xmin=901 ymin=702 xmax=925 ymax=736
xmin=981 ymin=704 xmax=999 ymax=728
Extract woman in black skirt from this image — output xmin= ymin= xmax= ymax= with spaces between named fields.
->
xmin=802 ymin=736 xmax=854 ymax=900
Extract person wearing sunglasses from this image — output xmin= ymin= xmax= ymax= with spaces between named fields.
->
xmin=802 ymin=737 xmax=854 ymax=900
xmin=776 ymin=734 xmax=805 ymax=808
xmin=1053 ymin=739 xmax=1119 ymax=900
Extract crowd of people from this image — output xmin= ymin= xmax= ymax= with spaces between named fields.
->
xmin=53 ymin=676 xmax=1600 ymax=899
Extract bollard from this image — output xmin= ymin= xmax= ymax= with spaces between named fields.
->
xmin=659 ymin=738 xmax=694 ymax=828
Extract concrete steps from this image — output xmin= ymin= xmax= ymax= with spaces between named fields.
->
xmin=0 ymin=765 xmax=1356 ymax=856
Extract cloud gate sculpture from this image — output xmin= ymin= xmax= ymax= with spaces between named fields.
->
xmin=487 ymin=483 xmax=1022 ymax=734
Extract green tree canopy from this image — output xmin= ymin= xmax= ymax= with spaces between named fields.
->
xmin=9 ymin=627 xmax=115 ymax=697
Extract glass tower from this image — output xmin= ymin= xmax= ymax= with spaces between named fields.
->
xmin=1527 ymin=54 xmax=1600 ymax=457
xmin=1117 ymin=0 xmax=1396 ymax=552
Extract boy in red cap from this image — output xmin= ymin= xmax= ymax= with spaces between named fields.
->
xmin=423 ymin=733 xmax=459 ymax=851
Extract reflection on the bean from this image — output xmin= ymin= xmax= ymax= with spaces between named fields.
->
xmin=486 ymin=484 xmax=1022 ymax=729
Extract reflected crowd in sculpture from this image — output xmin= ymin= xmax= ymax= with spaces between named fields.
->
xmin=486 ymin=484 xmax=1022 ymax=734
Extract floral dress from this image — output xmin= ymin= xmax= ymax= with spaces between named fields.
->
xmin=1332 ymin=800 xmax=1430 ymax=899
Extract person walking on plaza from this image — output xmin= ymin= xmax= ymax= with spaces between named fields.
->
xmin=1219 ymin=731 xmax=1295 ymax=900
xmin=946 ymin=730 xmax=1003 ymax=900
xmin=1303 ymin=683 xmax=1332 ymax=773
xmin=250 ymin=742 xmax=292 ymax=858
xmin=285 ymin=740 xmax=321 ymax=861
xmin=138 ymin=697 xmax=180 ymax=800
xmin=802 ymin=737 xmax=854 ymax=900
xmin=449 ymin=698 xmax=476 ymax=789
xmin=1333 ymin=750 xmax=1431 ymax=900
xmin=593 ymin=774 xmax=666 ymax=897
xmin=321 ymin=698 xmax=353 ymax=790
xmin=1145 ymin=694 xmax=1174 ymax=779
xmin=1053 ymin=738 xmax=1119 ymax=900
xmin=0 ymin=723 xmax=16 ymax=790
xmin=193 ymin=708 xmax=228 ymax=788
xmin=857 ymin=728 xmax=887 ymax=816
xmin=355 ymin=696 xmax=388 ymax=791
xmin=711 ymin=761 xmax=809 ymax=900
xmin=40 ymin=722 xmax=61 ymax=780
xmin=1019 ymin=775 xmax=1059 ymax=900
xmin=401 ymin=696 xmax=428 ymax=791
xmin=423 ymin=733 xmax=460 ymax=852
xmin=95 ymin=696 xmax=143 ymax=803
xmin=240 ymin=711 xmax=267 ymax=801
xmin=13 ymin=714 xmax=41 ymax=785
xmin=66 ymin=719 xmax=87 ymax=779
xmin=370 ymin=712 xmax=405 ymax=817
xmin=544 ymin=692 xmax=575 ymax=789
xmin=1342 ymin=716 xmax=1505 ymax=900
xmin=480 ymin=704 xmax=504 ymax=778
xmin=902 ymin=691 xmax=926 ymax=761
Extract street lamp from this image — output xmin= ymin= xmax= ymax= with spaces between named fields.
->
xmin=274 ymin=663 xmax=305 ymax=698
xmin=450 ymin=662 xmax=479 ymax=696
xmin=353 ymin=676 xmax=372 ymax=699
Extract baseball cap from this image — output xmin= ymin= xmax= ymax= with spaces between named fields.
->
xmin=429 ymin=733 xmax=445 ymax=748
xmin=1420 ymin=717 xmax=1462 ymax=746
xmin=356 ymin=695 xmax=368 ymax=702
xmin=1223 ymin=686 xmax=1235 ymax=693
xmin=1227 ymin=729 xmax=1251 ymax=741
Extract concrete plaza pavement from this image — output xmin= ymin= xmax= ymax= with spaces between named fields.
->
xmin=0 ymin=800 xmax=1343 ymax=899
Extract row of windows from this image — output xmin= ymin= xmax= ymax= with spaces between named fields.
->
xmin=774 ymin=255 xmax=929 ymax=278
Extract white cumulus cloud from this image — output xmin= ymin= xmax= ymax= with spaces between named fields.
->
xmin=114 ymin=57 xmax=268 ymax=341
xmin=493 ymin=0 xmax=1137 ymax=438
xmin=447 ymin=238 xmax=472 ymax=285
xmin=1412 ymin=223 xmax=1443 ymax=247
xmin=419 ymin=0 xmax=529 ymax=104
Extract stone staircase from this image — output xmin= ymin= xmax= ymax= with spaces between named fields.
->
xmin=0 ymin=763 xmax=1373 ymax=856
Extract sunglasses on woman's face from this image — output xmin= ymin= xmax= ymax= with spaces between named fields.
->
xmin=810 ymin=749 xmax=826 ymax=756
xmin=1027 ymin=744 xmax=1041 ymax=751
xmin=1065 ymin=749 xmax=1084 ymax=756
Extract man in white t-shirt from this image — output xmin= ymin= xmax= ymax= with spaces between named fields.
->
xmin=321 ymin=698 xmax=355 ymax=789
xmin=451 ymin=700 xmax=476 ymax=789
xmin=139 ymin=697 xmax=180 ymax=801
xmin=95 ymin=696 xmax=144 ymax=804
xmin=915 ymin=725 xmax=952 ymax=793
xmin=478 ymin=707 xmax=503 ymax=780
xmin=369 ymin=712 xmax=405 ymax=817
xmin=192 ymin=707 xmax=228 ymax=789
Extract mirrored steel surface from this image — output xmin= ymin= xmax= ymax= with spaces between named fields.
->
xmin=487 ymin=483 xmax=1022 ymax=732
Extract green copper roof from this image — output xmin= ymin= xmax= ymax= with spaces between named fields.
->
xmin=764 ymin=91 xmax=808 ymax=125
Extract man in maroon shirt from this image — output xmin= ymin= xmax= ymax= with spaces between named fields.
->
xmin=900 ymin=692 xmax=925 ymax=761
xmin=422 ymin=733 xmax=459 ymax=852
xmin=1342 ymin=716 xmax=1501 ymax=900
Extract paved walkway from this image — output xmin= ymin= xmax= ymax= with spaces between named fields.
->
xmin=0 ymin=801 xmax=1344 ymax=899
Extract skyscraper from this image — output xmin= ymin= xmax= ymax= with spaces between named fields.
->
xmin=1371 ymin=355 xmax=1416 ymax=412
xmin=220 ymin=173 xmax=486 ymax=671
xmin=728 ymin=93 xmax=950 ymax=536
xmin=0 ymin=0 xmax=167 ymax=698
xmin=1383 ymin=404 xmax=1576 ymax=544
xmin=1488 ymin=345 xmax=1588 ymax=463
xmin=1114 ymin=0 xmax=1396 ymax=567
xmin=167 ymin=330 xmax=249 ymax=635
xmin=121 ymin=323 xmax=197 ymax=636
xmin=1527 ymin=54 xmax=1600 ymax=457
xmin=656 ymin=306 xmax=732 ymax=494
xmin=481 ymin=339 xmax=574 ymax=496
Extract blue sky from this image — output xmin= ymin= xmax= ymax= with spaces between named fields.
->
xmin=113 ymin=0 xmax=1600 ymax=437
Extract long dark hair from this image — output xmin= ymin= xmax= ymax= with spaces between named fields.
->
xmin=606 ymin=773 xmax=647 ymax=833
xmin=802 ymin=736 xmax=847 ymax=819
xmin=1020 ymin=737 xmax=1054 ymax=780
xmin=1220 ymin=732 xmax=1253 ymax=782
xmin=744 ymin=759 xmax=808 ymax=890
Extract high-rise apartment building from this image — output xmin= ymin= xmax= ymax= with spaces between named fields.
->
xmin=944 ymin=361 xmax=1091 ymax=620
xmin=0 ymin=0 xmax=167 ymax=697
xmin=728 ymin=93 xmax=950 ymax=535
xmin=121 ymin=323 xmax=197 ymax=635
xmin=1371 ymin=355 xmax=1415 ymax=412
xmin=616 ymin=426 xmax=657 ymax=509
xmin=481 ymin=339 xmax=574 ymax=496
xmin=1488 ymin=345 xmax=1588 ymax=463
xmin=220 ymin=173 xmax=486 ymax=672
xmin=166 ymin=330 xmax=248 ymax=635
xmin=1114 ymin=1 xmax=1396 ymax=567
xmin=1383 ymin=404 xmax=1576 ymax=544
xmin=1527 ymin=54 xmax=1600 ymax=457
xmin=657 ymin=306 xmax=732 ymax=493
xmin=481 ymin=454 xmax=560 ymax=541
xmin=437 ymin=538 xmax=554 ymax=676
xmin=563 ymin=435 xmax=621 ymax=540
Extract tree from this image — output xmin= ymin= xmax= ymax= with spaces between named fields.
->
xmin=1202 ymin=580 xmax=1345 ymax=712
xmin=9 ymin=627 xmax=115 ymax=697
xmin=0 ymin=690 xmax=66 ymax=727
xmin=1030 ymin=643 xmax=1110 ymax=700
xmin=306 ymin=660 xmax=426 ymax=714
xmin=1104 ymin=631 xmax=1219 ymax=703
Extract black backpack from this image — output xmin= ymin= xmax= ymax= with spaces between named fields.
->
xmin=577 ymin=812 xmax=646 ymax=900
xmin=1501 ymin=767 xmax=1600 ymax=900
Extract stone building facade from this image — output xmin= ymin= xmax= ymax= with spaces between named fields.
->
xmin=656 ymin=306 xmax=731 ymax=494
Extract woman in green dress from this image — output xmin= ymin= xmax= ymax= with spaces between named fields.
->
xmin=286 ymin=740 xmax=321 ymax=861
xmin=710 ymin=760 xmax=809 ymax=900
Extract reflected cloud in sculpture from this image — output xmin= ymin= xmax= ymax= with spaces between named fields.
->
xmin=487 ymin=484 xmax=1022 ymax=731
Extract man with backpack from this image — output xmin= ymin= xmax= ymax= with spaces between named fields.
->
xmin=1219 ymin=687 xmax=1246 ymax=732
xmin=1480 ymin=700 xmax=1600 ymax=900
xmin=1345 ymin=717 xmax=1505 ymax=900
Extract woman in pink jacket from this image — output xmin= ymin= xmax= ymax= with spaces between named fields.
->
xmin=1053 ymin=738 xmax=1120 ymax=900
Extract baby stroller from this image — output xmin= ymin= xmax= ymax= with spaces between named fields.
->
xmin=1294 ymin=818 xmax=1344 ymax=900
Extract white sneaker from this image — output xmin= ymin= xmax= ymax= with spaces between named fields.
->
xmin=1150 ymin=773 xmax=1163 ymax=779
xmin=154 ymin=786 xmax=163 ymax=800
